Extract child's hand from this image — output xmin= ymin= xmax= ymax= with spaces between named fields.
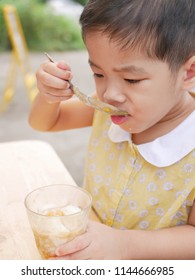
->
xmin=36 ymin=60 xmax=74 ymax=104
xmin=53 ymin=221 xmax=128 ymax=260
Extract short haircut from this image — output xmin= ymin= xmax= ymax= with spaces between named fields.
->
xmin=80 ymin=0 xmax=195 ymax=71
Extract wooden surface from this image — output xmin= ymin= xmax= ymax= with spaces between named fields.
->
xmin=0 ymin=140 xmax=97 ymax=260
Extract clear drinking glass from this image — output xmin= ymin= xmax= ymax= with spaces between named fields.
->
xmin=24 ymin=184 xmax=92 ymax=259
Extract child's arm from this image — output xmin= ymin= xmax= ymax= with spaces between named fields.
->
xmin=29 ymin=60 xmax=94 ymax=131
xmin=54 ymin=200 xmax=195 ymax=259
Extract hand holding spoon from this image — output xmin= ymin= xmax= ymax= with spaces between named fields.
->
xmin=45 ymin=53 xmax=128 ymax=116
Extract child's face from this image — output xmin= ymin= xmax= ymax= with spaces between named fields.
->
xmin=85 ymin=32 xmax=185 ymax=134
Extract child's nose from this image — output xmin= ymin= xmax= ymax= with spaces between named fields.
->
xmin=103 ymin=85 xmax=126 ymax=104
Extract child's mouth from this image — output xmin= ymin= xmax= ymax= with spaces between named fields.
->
xmin=110 ymin=115 xmax=129 ymax=125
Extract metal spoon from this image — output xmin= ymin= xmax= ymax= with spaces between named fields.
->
xmin=45 ymin=53 xmax=128 ymax=116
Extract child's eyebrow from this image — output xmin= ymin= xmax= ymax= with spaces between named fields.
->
xmin=88 ymin=59 xmax=101 ymax=68
xmin=88 ymin=59 xmax=148 ymax=75
xmin=113 ymin=64 xmax=148 ymax=75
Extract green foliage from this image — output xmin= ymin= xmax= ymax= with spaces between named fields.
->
xmin=0 ymin=0 xmax=85 ymax=52
xmin=73 ymin=0 xmax=88 ymax=6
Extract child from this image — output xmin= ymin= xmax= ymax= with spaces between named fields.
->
xmin=29 ymin=0 xmax=195 ymax=259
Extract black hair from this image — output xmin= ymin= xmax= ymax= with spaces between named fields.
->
xmin=80 ymin=0 xmax=195 ymax=70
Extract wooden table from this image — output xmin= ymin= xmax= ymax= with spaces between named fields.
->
xmin=0 ymin=140 xmax=98 ymax=260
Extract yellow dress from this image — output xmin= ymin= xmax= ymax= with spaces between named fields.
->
xmin=83 ymin=110 xmax=195 ymax=230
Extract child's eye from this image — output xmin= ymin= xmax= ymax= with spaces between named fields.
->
xmin=125 ymin=79 xmax=141 ymax=84
xmin=94 ymin=73 xmax=104 ymax=78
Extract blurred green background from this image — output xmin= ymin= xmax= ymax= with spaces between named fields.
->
xmin=0 ymin=0 xmax=88 ymax=52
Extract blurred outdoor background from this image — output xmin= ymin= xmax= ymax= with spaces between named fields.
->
xmin=0 ymin=0 xmax=95 ymax=186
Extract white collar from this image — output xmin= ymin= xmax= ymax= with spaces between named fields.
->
xmin=108 ymin=111 xmax=195 ymax=167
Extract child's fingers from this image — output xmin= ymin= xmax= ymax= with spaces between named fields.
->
xmin=41 ymin=61 xmax=73 ymax=81
xmin=55 ymin=232 xmax=89 ymax=257
xmin=56 ymin=60 xmax=71 ymax=71
xmin=36 ymin=60 xmax=74 ymax=104
xmin=39 ymin=82 xmax=73 ymax=97
xmin=41 ymin=83 xmax=74 ymax=103
xmin=56 ymin=61 xmax=73 ymax=81
xmin=37 ymin=69 xmax=71 ymax=90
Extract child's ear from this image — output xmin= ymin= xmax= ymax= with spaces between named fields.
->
xmin=182 ymin=55 xmax=195 ymax=90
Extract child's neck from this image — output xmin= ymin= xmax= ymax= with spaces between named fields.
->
xmin=132 ymin=93 xmax=195 ymax=145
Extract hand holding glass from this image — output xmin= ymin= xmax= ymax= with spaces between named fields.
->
xmin=25 ymin=184 xmax=92 ymax=259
